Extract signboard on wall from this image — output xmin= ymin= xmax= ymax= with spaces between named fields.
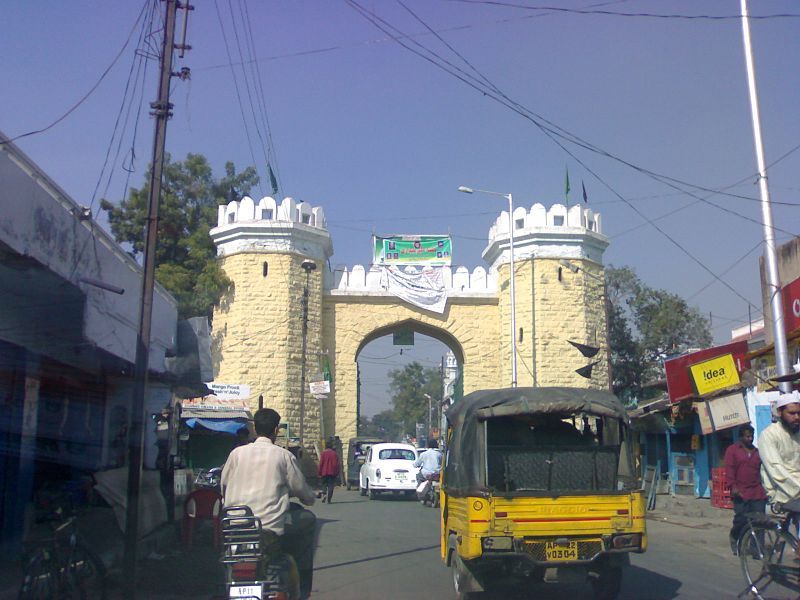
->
xmin=782 ymin=276 xmax=800 ymax=335
xmin=688 ymin=353 xmax=741 ymax=396
xmin=373 ymin=235 xmax=452 ymax=266
xmin=707 ymin=392 xmax=750 ymax=431
xmin=664 ymin=341 xmax=750 ymax=403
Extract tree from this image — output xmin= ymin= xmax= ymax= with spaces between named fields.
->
xmin=606 ymin=266 xmax=712 ymax=404
xmin=387 ymin=361 xmax=442 ymax=437
xmin=100 ymin=153 xmax=259 ymax=319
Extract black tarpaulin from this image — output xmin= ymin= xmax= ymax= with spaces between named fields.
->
xmin=443 ymin=387 xmax=629 ymax=498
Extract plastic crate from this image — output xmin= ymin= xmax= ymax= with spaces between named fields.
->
xmin=711 ymin=479 xmax=733 ymax=509
xmin=711 ymin=467 xmax=727 ymax=483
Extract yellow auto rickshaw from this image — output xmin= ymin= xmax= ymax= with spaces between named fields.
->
xmin=441 ymin=387 xmax=646 ymax=600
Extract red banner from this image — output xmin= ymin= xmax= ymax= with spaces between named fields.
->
xmin=782 ymin=276 xmax=800 ymax=335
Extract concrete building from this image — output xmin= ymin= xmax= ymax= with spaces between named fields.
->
xmin=210 ymin=195 xmax=610 ymax=448
xmin=0 ymin=132 xmax=178 ymax=554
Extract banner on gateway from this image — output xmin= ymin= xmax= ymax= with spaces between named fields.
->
xmin=373 ymin=235 xmax=452 ymax=266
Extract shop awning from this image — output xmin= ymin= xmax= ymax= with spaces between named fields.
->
xmin=185 ymin=417 xmax=248 ymax=435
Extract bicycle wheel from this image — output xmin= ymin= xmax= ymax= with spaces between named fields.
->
xmin=65 ymin=543 xmax=107 ymax=600
xmin=740 ymin=523 xmax=800 ymax=599
xmin=18 ymin=550 xmax=56 ymax=600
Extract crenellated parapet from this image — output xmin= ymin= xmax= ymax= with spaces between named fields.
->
xmin=484 ymin=202 xmax=608 ymax=269
xmin=326 ymin=264 xmax=497 ymax=297
xmin=210 ymin=196 xmax=333 ymax=261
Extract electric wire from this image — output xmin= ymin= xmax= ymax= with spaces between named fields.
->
xmin=225 ymin=0 xmax=272 ymax=191
xmin=447 ymin=1 xmax=800 ymax=21
xmin=0 ymin=1 xmax=151 ymax=145
xmin=344 ymin=0 xmax=770 ymax=312
xmin=214 ymin=0 xmax=265 ymax=196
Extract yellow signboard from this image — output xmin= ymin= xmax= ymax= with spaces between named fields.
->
xmin=688 ymin=353 xmax=740 ymax=396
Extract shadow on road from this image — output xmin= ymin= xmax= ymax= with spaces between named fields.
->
xmin=315 ymin=544 xmax=439 ymax=571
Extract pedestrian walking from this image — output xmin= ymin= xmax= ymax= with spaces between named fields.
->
xmin=724 ymin=423 xmax=767 ymax=555
xmin=318 ymin=439 xmax=340 ymax=504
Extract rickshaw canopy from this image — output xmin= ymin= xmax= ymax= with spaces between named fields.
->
xmin=444 ymin=387 xmax=630 ymax=497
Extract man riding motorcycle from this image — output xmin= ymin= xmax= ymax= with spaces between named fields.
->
xmin=221 ymin=408 xmax=316 ymax=598
xmin=414 ymin=438 xmax=442 ymax=483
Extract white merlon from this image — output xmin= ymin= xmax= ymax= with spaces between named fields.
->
xmin=483 ymin=202 xmax=608 ymax=269
xmin=211 ymin=196 xmax=333 ymax=260
xmin=327 ymin=264 xmax=497 ymax=297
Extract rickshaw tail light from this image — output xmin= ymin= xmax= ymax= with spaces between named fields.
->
xmin=611 ymin=533 xmax=641 ymax=549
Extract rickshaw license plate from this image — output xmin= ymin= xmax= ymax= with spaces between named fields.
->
xmin=229 ymin=584 xmax=262 ymax=598
xmin=545 ymin=541 xmax=578 ymax=561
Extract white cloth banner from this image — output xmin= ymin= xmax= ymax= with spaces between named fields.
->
xmin=381 ymin=266 xmax=448 ymax=314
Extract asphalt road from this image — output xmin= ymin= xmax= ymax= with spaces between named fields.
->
xmin=311 ymin=489 xmax=793 ymax=600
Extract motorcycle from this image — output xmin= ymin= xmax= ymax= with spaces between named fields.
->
xmin=221 ymin=505 xmax=300 ymax=600
xmin=415 ymin=470 xmax=440 ymax=508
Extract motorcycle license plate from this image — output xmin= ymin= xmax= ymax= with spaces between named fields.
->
xmin=229 ymin=584 xmax=262 ymax=599
xmin=545 ymin=541 xmax=578 ymax=561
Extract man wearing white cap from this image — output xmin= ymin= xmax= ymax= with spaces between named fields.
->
xmin=758 ymin=391 xmax=800 ymax=510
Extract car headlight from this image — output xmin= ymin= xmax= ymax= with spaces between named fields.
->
xmin=376 ymin=469 xmax=381 ymax=480
xmin=482 ymin=536 xmax=513 ymax=551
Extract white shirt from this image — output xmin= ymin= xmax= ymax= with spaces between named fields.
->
xmin=221 ymin=437 xmax=315 ymax=535
xmin=414 ymin=449 xmax=442 ymax=477
xmin=759 ymin=421 xmax=800 ymax=505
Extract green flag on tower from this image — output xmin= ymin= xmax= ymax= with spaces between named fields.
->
xmin=565 ymin=166 xmax=571 ymax=200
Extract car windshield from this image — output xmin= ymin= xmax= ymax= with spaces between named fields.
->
xmin=378 ymin=449 xmax=415 ymax=461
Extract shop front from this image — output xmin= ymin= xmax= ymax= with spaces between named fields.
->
xmin=663 ymin=341 xmax=752 ymax=498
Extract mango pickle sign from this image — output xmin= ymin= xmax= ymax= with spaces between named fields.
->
xmin=688 ymin=353 xmax=740 ymax=396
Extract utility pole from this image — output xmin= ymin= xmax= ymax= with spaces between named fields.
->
xmin=740 ymin=0 xmax=791 ymax=391
xmin=122 ymin=1 xmax=190 ymax=597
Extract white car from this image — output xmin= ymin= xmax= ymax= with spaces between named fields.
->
xmin=359 ymin=443 xmax=418 ymax=499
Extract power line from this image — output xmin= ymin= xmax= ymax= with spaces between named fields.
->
xmin=446 ymin=1 xmax=800 ymax=21
xmin=344 ymin=0 xmax=769 ymax=311
xmin=1 ymin=1 xmax=151 ymax=145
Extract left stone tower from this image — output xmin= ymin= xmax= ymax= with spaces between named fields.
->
xmin=210 ymin=196 xmax=332 ymax=443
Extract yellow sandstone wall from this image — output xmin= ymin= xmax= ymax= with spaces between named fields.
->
xmin=322 ymin=296 xmax=502 ymax=444
xmin=212 ymin=252 xmax=324 ymax=439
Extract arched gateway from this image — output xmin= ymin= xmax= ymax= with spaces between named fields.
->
xmin=209 ymin=196 xmax=609 ymax=447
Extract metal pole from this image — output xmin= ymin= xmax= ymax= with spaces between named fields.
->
xmin=740 ymin=0 xmax=791 ymax=391
xmin=507 ymin=193 xmax=518 ymax=387
xmin=123 ymin=1 xmax=179 ymax=597
xmin=300 ymin=273 xmax=310 ymax=447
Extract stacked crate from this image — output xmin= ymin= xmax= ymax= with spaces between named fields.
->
xmin=711 ymin=467 xmax=733 ymax=509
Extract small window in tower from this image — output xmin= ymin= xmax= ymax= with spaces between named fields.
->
xmin=302 ymin=214 xmax=311 ymax=224
xmin=554 ymin=215 xmax=564 ymax=226
xmin=515 ymin=218 xmax=524 ymax=229
xmin=588 ymin=219 xmax=595 ymax=231
xmin=263 ymin=262 xmax=269 ymax=277
xmin=228 ymin=213 xmax=235 ymax=224
xmin=261 ymin=208 xmax=273 ymax=220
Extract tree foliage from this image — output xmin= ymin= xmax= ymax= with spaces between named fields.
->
xmin=387 ymin=361 xmax=443 ymax=437
xmin=606 ymin=266 xmax=712 ymax=404
xmin=100 ymin=153 xmax=259 ymax=319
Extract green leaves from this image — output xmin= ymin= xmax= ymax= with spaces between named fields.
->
xmin=101 ymin=153 xmax=259 ymax=319
xmin=606 ymin=266 xmax=712 ymax=404
xmin=387 ymin=361 xmax=442 ymax=437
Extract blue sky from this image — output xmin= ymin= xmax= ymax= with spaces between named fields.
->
xmin=2 ymin=1 xmax=799 ymax=416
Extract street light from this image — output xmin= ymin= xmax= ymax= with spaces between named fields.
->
xmin=459 ymin=186 xmax=517 ymax=387
xmin=299 ymin=259 xmax=317 ymax=448
xmin=423 ymin=393 xmax=432 ymax=440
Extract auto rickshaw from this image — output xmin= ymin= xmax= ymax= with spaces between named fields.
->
xmin=441 ymin=387 xmax=646 ymax=600
xmin=344 ymin=437 xmax=383 ymax=490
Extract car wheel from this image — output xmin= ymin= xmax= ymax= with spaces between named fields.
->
xmin=359 ymin=478 xmax=367 ymax=496
xmin=367 ymin=482 xmax=376 ymax=500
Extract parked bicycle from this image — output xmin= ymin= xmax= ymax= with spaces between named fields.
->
xmin=737 ymin=503 xmax=800 ymax=599
xmin=18 ymin=506 xmax=106 ymax=599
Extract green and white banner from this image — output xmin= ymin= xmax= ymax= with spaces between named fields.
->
xmin=373 ymin=235 xmax=452 ymax=266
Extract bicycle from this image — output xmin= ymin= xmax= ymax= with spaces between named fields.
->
xmin=737 ymin=503 xmax=800 ymax=599
xmin=18 ymin=507 xmax=107 ymax=599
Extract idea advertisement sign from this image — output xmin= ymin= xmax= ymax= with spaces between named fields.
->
xmin=665 ymin=341 xmax=750 ymax=403
xmin=688 ymin=353 xmax=741 ymax=397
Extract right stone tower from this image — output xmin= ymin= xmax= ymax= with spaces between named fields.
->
xmin=482 ymin=202 xmax=609 ymax=389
